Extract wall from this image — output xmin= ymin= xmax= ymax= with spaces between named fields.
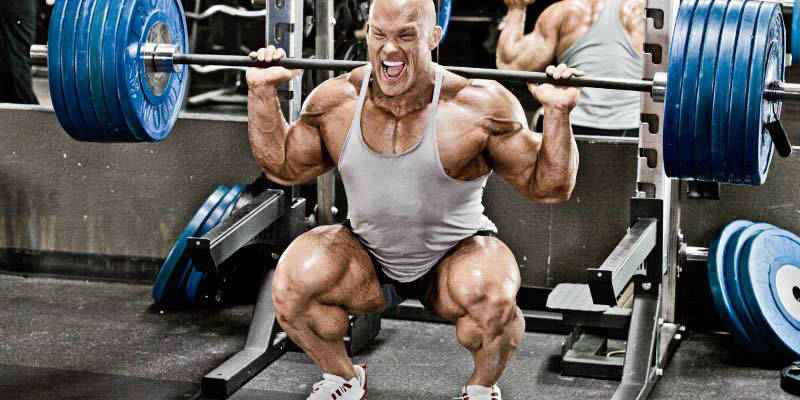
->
xmin=2 ymin=105 xmax=800 ymax=288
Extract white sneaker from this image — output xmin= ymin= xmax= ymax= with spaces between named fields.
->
xmin=456 ymin=384 xmax=502 ymax=400
xmin=307 ymin=364 xmax=367 ymax=400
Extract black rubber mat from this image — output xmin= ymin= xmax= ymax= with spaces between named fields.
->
xmin=0 ymin=274 xmax=792 ymax=399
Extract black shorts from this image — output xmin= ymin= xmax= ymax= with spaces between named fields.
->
xmin=339 ymin=220 xmax=498 ymax=308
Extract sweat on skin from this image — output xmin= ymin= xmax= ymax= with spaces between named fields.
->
xmin=244 ymin=0 xmax=581 ymax=396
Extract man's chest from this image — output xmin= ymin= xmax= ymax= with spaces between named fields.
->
xmin=321 ymin=101 xmax=487 ymax=173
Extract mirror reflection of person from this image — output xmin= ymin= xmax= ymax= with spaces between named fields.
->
xmin=0 ymin=0 xmax=53 ymax=104
xmin=497 ymin=0 xmax=644 ymax=137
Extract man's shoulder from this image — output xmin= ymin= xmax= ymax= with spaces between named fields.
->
xmin=442 ymin=70 xmax=517 ymax=118
xmin=303 ymin=68 xmax=364 ymax=114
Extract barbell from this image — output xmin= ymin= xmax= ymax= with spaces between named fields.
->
xmin=27 ymin=0 xmax=800 ymax=185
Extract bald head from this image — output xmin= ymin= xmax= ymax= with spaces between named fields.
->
xmin=367 ymin=0 xmax=442 ymax=97
xmin=370 ymin=0 xmax=437 ymax=39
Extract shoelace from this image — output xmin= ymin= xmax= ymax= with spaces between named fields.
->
xmin=307 ymin=378 xmax=354 ymax=400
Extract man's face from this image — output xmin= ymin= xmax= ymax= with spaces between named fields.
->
xmin=367 ymin=0 xmax=441 ymax=97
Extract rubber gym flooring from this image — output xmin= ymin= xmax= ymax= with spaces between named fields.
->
xmin=0 ymin=274 xmax=793 ymax=399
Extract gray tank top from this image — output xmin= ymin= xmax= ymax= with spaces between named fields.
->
xmin=338 ymin=64 xmax=496 ymax=282
xmin=556 ymin=0 xmax=643 ymax=129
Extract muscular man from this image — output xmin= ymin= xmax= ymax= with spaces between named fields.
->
xmin=246 ymin=0 xmax=580 ymax=398
xmin=497 ymin=0 xmax=644 ymax=136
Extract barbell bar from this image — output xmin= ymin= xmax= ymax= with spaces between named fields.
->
xmin=29 ymin=43 xmax=800 ymax=100
xmin=26 ymin=0 xmax=799 ymax=185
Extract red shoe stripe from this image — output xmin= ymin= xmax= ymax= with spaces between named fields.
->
xmin=359 ymin=364 xmax=367 ymax=400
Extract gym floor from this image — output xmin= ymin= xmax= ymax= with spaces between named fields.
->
xmin=0 ymin=274 xmax=792 ymax=399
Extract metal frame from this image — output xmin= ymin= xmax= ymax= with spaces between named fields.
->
xmin=267 ymin=0 xmax=304 ymax=122
xmin=588 ymin=218 xmax=658 ymax=306
xmin=188 ymin=189 xmax=287 ymax=272
xmin=315 ymin=0 xmax=337 ymax=226
xmin=549 ymin=3 xmax=684 ymax=398
xmin=191 ymin=1 xmax=685 ymax=398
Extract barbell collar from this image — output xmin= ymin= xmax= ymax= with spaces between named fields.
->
xmin=651 ymin=72 xmax=667 ymax=103
xmin=143 ymin=43 xmax=183 ymax=74
xmin=765 ymin=81 xmax=800 ymax=101
xmin=30 ymin=44 xmax=47 ymax=67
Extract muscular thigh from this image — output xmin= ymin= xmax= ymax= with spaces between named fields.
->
xmin=273 ymin=224 xmax=385 ymax=315
xmin=426 ymin=235 xmax=521 ymax=322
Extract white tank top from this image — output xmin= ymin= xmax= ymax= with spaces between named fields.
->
xmin=556 ymin=0 xmax=643 ymax=129
xmin=338 ymin=64 xmax=496 ymax=282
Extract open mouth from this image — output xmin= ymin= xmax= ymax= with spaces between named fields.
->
xmin=381 ymin=60 xmax=406 ymax=83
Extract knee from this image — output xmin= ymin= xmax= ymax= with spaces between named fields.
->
xmin=452 ymin=271 xmax=520 ymax=331
xmin=272 ymin=226 xmax=351 ymax=310
xmin=475 ymin=285 xmax=519 ymax=329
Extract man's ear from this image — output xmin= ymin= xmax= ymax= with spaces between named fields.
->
xmin=429 ymin=26 xmax=443 ymax=50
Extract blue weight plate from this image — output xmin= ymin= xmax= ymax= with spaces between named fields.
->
xmin=116 ymin=0 xmax=189 ymax=142
xmin=743 ymin=3 xmax=782 ymax=185
xmin=711 ymin=0 xmax=746 ymax=183
xmin=88 ymin=0 xmax=118 ymax=139
xmin=678 ymin=0 xmax=712 ymax=180
xmin=184 ymin=186 xmax=244 ymax=304
xmin=693 ymin=0 xmax=728 ymax=181
xmin=170 ymin=187 xmax=236 ymax=301
xmin=101 ymin=0 xmax=138 ymax=140
xmin=47 ymin=0 xmax=79 ymax=139
xmin=793 ymin=0 xmax=800 ymax=62
xmin=724 ymin=222 xmax=777 ymax=354
xmin=708 ymin=220 xmax=760 ymax=352
xmin=726 ymin=1 xmax=760 ymax=184
xmin=740 ymin=229 xmax=800 ymax=359
xmin=175 ymin=186 xmax=241 ymax=301
xmin=152 ymin=186 xmax=228 ymax=303
xmin=74 ymin=0 xmax=104 ymax=141
xmin=663 ymin=1 xmax=697 ymax=178
xmin=60 ymin=0 xmax=93 ymax=141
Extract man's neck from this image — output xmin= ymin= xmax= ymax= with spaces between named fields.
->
xmin=369 ymin=65 xmax=437 ymax=119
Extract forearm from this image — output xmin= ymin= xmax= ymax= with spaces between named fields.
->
xmin=530 ymin=107 xmax=578 ymax=202
xmin=497 ymin=7 xmax=528 ymax=70
xmin=247 ymin=85 xmax=293 ymax=181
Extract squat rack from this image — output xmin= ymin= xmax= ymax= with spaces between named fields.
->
xmin=186 ymin=1 xmax=686 ymax=399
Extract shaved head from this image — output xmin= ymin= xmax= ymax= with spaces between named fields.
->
xmin=367 ymin=0 xmax=442 ymax=97
xmin=370 ymin=0 xmax=437 ymax=39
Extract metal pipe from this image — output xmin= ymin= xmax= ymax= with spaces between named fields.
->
xmin=185 ymin=5 xmax=265 ymax=20
xmin=30 ymin=44 xmax=47 ymax=66
xmin=173 ymin=53 xmax=655 ymax=91
xmin=685 ymin=246 xmax=709 ymax=263
xmin=766 ymin=82 xmax=800 ymax=101
xmin=315 ymin=0 xmax=336 ymax=226
xmin=30 ymin=45 xmax=800 ymax=101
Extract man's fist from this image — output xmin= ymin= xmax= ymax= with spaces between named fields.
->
xmin=246 ymin=46 xmax=300 ymax=89
xmin=528 ymin=64 xmax=583 ymax=111
xmin=503 ymin=0 xmax=535 ymax=8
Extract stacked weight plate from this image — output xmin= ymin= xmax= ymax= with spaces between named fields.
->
xmin=794 ymin=0 xmax=800 ymax=62
xmin=708 ymin=220 xmax=800 ymax=359
xmin=48 ymin=0 xmax=188 ymax=142
xmin=663 ymin=0 xmax=784 ymax=185
xmin=153 ymin=185 xmax=244 ymax=304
